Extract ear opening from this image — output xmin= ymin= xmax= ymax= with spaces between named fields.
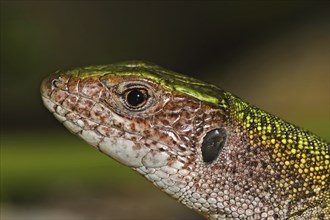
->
xmin=201 ymin=128 xmax=227 ymax=163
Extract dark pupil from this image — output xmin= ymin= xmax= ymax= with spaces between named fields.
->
xmin=126 ymin=89 xmax=146 ymax=107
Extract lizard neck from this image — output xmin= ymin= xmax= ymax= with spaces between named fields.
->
xmin=222 ymin=92 xmax=329 ymax=218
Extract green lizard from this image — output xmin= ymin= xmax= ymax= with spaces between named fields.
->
xmin=41 ymin=61 xmax=329 ymax=219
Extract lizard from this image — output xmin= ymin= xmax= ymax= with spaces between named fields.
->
xmin=40 ymin=60 xmax=329 ymax=219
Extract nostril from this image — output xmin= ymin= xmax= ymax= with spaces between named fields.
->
xmin=49 ymin=70 xmax=69 ymax=90
xmin=51 ymin=78 xmax=61 ymax=88
xmin=41 ymin=70 xmax=68 ymax=96
xmin=51 ymin=76 xmax=68 ymax=90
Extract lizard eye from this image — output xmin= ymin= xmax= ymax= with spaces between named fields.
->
xmin=123 ymin=88 xmax=149 ymax=110
xmin=113 ymin=80 xmax=155 ymax=113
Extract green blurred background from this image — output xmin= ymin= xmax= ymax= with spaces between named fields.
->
xmin=1 ymin=1 xmax=329 ymax=219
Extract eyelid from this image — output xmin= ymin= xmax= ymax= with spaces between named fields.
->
xmin=116 ymin=82 xmax=150 ymax=95
xmin=125 ymin=83 xmax=145 ymax=88
xmin=120 ymin=86 xmax=147 ymax=96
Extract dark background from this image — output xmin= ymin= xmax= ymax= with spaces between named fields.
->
xmin=1 ymin=1 xmax=329 ymax=219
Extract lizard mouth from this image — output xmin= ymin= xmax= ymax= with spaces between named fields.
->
xmin=41 ymin=92 xmax=166 ymax=168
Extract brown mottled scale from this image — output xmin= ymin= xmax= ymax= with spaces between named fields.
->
xmin=41 ymin=61 xmax=329 ymax=220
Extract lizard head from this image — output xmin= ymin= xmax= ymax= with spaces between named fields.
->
xmin=41 ymin=60 xmax=230 ymax=216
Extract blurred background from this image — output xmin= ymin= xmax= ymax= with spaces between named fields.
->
xmin=1 ymin=1 xmax=329 ymax=220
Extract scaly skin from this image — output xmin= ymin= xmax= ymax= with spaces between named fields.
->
xmin=41 ymin=61 xmax=329 ymax=220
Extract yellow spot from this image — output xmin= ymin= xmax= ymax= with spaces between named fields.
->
xmin=301 ymin=158 xmax=306 ymax=164
xmin=291 ymin=149 xmax=297 ymax=154
xmin=271 ymin=139 xmax=276 ymax=144
xmin=325 ymin=160 xmax=329 ymax=165
xmin=262 ymin=135 xmax=267 ymax=140
xmin=281 ymin=139 xmax=287 ymax=144
xmin=285 ymin=161 xmax=290 ymax=166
